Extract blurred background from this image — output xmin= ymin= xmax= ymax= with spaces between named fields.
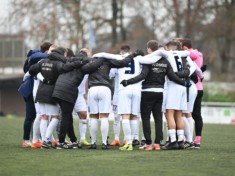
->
xmin=0 ymin=0 xmax=234 ymax=123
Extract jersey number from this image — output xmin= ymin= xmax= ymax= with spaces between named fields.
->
xmin=174 ymin=56 xmax=183 ymax=72
xmin=125 ymin=60 xmax=135 ymax=74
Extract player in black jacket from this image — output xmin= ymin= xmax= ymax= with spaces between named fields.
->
xmin=52 ymin=52 xmax=105 ymax=149
xmin=120 ymin=40 xmax=191 ymax=150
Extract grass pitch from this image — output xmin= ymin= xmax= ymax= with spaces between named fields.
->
xmin=0 ymin=117 xmax=234 ymax=176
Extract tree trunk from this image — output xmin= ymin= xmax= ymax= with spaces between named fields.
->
xmin=185 ymin=0 xmax=192 ymax=38
xmin=173 ymin=0 xmax=181 ymax=36
xmin=119 ymin=0 xmax=126 ymax=42
xmin=111 ymin=0 xmax=118 ymax=46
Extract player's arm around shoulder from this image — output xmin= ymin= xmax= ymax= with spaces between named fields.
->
xmin=121 ymin=64 xmax=150 ymax=87
xmin=81 ymin=57 xmax=104 ymax=74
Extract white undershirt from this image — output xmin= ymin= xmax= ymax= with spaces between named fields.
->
xmin=142 ymin=88 xmax=164 ymax=92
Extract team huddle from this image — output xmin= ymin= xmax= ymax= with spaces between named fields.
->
xmin=21 ymin=38 xmax=205 ymax=151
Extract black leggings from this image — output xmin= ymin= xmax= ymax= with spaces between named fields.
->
xmin=57 ymin=99 xmax=77 ymax=143
xmin=23 ymin=94 xmax=36 ymax=140
xmin=141 ymin=92 xmax=163 ymax=144
xmin=192 ymin=90 xmax=203 ymax=136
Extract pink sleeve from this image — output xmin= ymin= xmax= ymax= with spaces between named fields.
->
xmin=190 ymin=50 xmax=203 ymax=68
xmin=189 ymin=50 xmax=198 ymax=61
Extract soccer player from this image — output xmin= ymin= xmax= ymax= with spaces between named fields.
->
xmin=109 ymin=67 xmax=121 ymax=146
xmin=22 ymin=42 xmax=52 ymax=148
xmin=109 ymin=45 xmax=141 ymax=147
xmin=73 ymin=48 xmax=92 ymax=146
xmin=87 ymin=50 xmax=142 ymax=150
xmin=161 ymin=41 xmax=196 ymax=150
xmin=182 ymin=38 xmax=205 ymax=149
xmin=116 ymin=46 xmax=143 ymax=151
xmin=52 ymin=51 xmax=104 ymax=149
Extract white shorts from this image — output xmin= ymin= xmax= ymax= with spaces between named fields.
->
xmin=183 ymin=82 xmax=198 ymax=113
xmin=74 ymin=94 xmax=88 ymax=112
xmin=162 ymin=81 xmax=168 ymax=113
xmin=35 ymin=102 xmax=40 ymax=115
xmin=165 ymin=81 xmax=187 ymax=111
xmin=88 ymin=86 xmax=111 ymax=114
xmin=162 ymin=89 xmax=167 ymax=113
xmin=117 ymin=89 xmax=141 ymax=116
xmin=39 ymin=103 xmax=60 ymax=116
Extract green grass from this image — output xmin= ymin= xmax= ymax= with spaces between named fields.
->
xmin=0 ymin=118 xmax=235 ymax=176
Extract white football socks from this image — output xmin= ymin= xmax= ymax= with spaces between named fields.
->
xmin=122 ymin=119 xmax=132 ymax=144
xmin=89 ymin=118 xmax=98 ymax=144
xmin=100 ymin=118 xmax=109 ymax=145
xmin=130 ymin=119 xmax=138 ymax=141
xmin=168 ymin=129 xmax=176 ymax=142
xmin=113 ymin=114 xmax=120 ymax=141
xmin=183 ymin=117 xmax=191 ymax=142
xmin=45 ymin=117 xmax=59 ymax=142
xmin=40 ymin=115 xmax=48 ymax=142
xmin=32 ymin=114 xmax=41 ymax=143
xmin=79 ymin=119 xmax=87 ymax=141
xmin=177 ymin=129 xmax=185 ymax=142
xmin=187 ymin=117 xmax=195 ymax=141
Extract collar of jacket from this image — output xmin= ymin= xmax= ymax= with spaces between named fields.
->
xmin=70 ymin=52 xmax=87 ymax=62
xmin=48 ymin=51 xmax=66 ymax=63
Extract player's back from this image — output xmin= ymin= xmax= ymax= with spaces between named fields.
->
xmin=118 ymin=56 xmax=142 ymax=91
xmin=88 ymin=60 xmax=113 ymax=90
xmin=166 ymin=51 xmax=184 ymax=73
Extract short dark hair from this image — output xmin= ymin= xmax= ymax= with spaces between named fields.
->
xmin=120 ymin=45 xmax=130 ymax=53
xmin=40 ymin=42 xmax=52 ymax=52
xmin=181 ymin=38 xmax=192 ymax=49
xmin=67 ymin=48 xmax=75 ymax=58
xmin=147 ymin=40 xmax=158 ymax=51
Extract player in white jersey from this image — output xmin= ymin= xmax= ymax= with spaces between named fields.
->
xmin=109 ymin=68 xmax=121 ymax=146
xmin=179 ymin=44 xmax=204 ymax=148
xmin=168 ymin=39 xmax=203 ymax=149
xmin=160 ymin=41 xmax=194 ymax=149
xmin=118 ymin=46 xmax=142 ymax=150
xmin=176 ymin=54 xmax=200 ymax=149
xmin=118 ymin=48 xmax=143 ymax=151
xmin=96 ymin=49 xmax=144 ymax=151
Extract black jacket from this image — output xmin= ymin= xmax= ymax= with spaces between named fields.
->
xmin=52 ymin=56 xmax=104 ymax=104
xmin=88 ymin=54 xmax=134 ymax=90
xmin=29 ymin=49 xmax=86 ymax=104
xmin=126 ymin=57 xmax=189 ymax=89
